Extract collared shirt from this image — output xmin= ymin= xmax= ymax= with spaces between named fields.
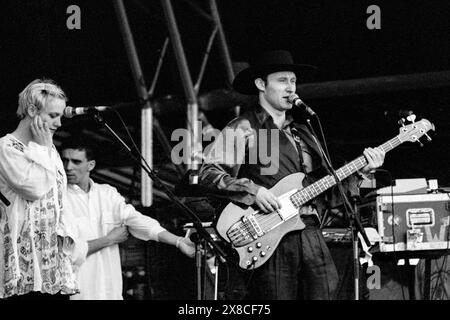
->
xmin=0 ymin=134 xmax=78 ymax=298
xmin=67 ymin=179 xmax=166 ymax=300
xmin=255 ymin=107 xmax=315 ymax=172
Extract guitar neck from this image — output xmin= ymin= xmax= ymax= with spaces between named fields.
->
xmin=290 ymin=135 xmax=402 ymax=206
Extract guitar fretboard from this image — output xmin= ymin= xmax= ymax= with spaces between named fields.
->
xmin=290 ymin=136 xmax=402 ymax=207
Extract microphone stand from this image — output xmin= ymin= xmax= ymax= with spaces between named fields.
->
xmin=0 ymin=191 xmax=10 ymax=207
xmin=304 ymin=109 xmax=371 ymax=301
xmin=92 ymin=112 xmax=227 ymax=300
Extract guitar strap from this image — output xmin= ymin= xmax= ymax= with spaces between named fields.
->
xmin=289 ymin=127 xmax=322 ymax=220
xmin=290 ymin=127 xmax=307 ymax=174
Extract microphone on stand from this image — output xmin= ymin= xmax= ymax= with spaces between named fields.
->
xmin=63 ymin=106 xmax=110 ymax=118
xmin=288 ymin=94 xmax=316 ymax=116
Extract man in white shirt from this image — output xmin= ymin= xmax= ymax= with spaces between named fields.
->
xmin=60 ymin=139 xmax=195 ymax=300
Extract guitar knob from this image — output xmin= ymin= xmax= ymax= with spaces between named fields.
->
xmin=246 ymin=261 xmax=252 ymax=267
xmin=260 ymin=251 xmax=266 ymax=257
xmin=247 ymin=247 xmax=253 ymax=252
xmin=252 ymin=256 xmax=258 ymax=262
xmin=256 ymin=242 xmax=262 ymax=248
xmin=266 ymin=245 xmax=271 ymax=250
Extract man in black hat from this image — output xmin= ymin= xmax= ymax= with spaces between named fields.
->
xmin=198 ymin=50 xmax=385 ymax=299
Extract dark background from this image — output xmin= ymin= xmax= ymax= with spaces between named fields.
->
xmin=1 ymin=0 xmax=449 ymax=299
xmin=1 ymin=0 xmax=448 ymax=186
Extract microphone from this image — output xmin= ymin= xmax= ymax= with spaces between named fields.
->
xmin=63 ymin=106 xmax=110 ymax=118
xmin=288 ymin=94 xmax=316 ymax=116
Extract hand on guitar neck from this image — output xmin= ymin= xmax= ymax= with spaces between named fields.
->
xmin=253 ymin=147 xmax=385 ymax=214
xmin=361 ymin=147 xmax=386 ymax=174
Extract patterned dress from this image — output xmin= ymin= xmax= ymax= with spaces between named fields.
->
xmin=0 ymin=134 xmax=78 ymax=298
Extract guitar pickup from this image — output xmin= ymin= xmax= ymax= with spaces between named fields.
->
xmin=245 ymin=215 xmax=264 ymax=238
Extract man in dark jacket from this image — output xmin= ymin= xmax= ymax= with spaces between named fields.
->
xmin=198 ymin=50 xmax=385 ymax=299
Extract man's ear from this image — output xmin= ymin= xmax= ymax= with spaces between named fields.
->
xmin=87 ymin=160 xmax=96 ymax=172
xmin=254 ymin=78 xmax=266 ymax=92
xmin=27 ymin=104 xmax=37 ymax=117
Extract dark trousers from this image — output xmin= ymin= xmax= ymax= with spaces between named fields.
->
xmin=247 ymin=215 xmax=339 ymax=300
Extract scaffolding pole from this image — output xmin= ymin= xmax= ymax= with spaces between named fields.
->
xmin=209 ymin=0 xmax=235 ymax=85
xmin=114 ymin=0 xmax=184 ymax=206
xmin=297 ymin=70 xmax=450 ymax=99
xmin=113 ymin=0 xmax=153 ymax=206
xmin=161 ymin=0 xmax=201 ymax=174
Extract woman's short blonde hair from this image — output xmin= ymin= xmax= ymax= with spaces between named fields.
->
xmin=17 ymin=79 xmax=67 ymax=119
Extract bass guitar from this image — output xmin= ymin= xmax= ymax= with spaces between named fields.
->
xmin=215 ymin=119 xmax=434 ymax=269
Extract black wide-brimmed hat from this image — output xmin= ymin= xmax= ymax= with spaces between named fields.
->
xmin=232 ymin=50 xmax=316 ymax=95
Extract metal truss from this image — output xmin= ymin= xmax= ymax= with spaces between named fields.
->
xmin=113 ymin=0 xmax=235 ymax=206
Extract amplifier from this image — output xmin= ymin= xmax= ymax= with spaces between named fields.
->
xmin=322 ymin=228 xmax=352 ymax=244
xmin=369 ymin=193 xmax=450 ymax=252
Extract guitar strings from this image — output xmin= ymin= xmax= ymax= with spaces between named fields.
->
xmin=227 ymin=184 xmax=322 ymax=242
xmin=243 ymin=157 xmax=371 ymax=232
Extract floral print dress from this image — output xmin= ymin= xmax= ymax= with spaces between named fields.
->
xmin=0 ymin=134 xmax=78 ymax=298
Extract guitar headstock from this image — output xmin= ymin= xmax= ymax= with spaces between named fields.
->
xmin=397 ymin=118 xmax=435 ymax=145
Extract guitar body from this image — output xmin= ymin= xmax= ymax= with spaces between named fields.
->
xmin=216 ymin=172 xmax=307 ymax=269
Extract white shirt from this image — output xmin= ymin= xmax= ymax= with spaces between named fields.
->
xmin=0 ymin=134 xmax=78 ymax=298
xmin=67 ymin=179 xmax=166 ymax=300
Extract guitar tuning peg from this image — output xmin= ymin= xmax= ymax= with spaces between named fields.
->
xmin=397 ymin=118 xmax=406 ymax=127
xmin=424 ymin=132 xmax=432 ymax=141
xmin=406 ymin=114 xmax=416 ymax=123
xmin=416 ymin=140 xmax=424 ymax=147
